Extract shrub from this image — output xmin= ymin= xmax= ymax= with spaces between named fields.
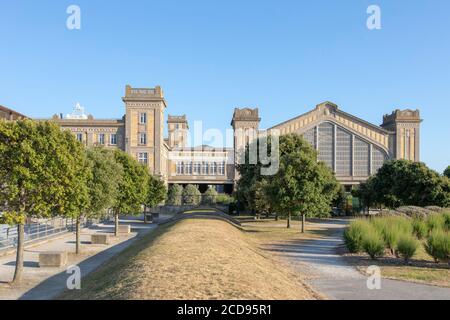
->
xmin=426 ymin=214 xmax=445 ymax=232
xmin=344 ymin=220 xmax=372 ymax=253
xmin=412 ymin=218 xmax=428 ymax=239
xmin=167 ymin=184 xmax=183 ymax=206
xmin=182 ymin=184 xmax=201 ymax=205
xmin=216 ymin=194 xmax=234 ymax=205
xmin=397 ymin=235 xmax=419 ymax=263
xmin=202 ymin=186 xmax=218 ymax=205
xmin=362 ymin=229 xmax=385 ymax=260
xmin=425 ymin=230 xmax=450 ymax=263
xmin=372 ymin=216 xmax=411 ymax=255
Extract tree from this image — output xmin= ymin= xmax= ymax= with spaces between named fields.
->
xmin=203 ymin=186 xmax=218 ymax=205
xmin=183 ymin=184 xmax=201 ymax=205
xmin=253 ymin=179 xmax=273 ymax=218
xmin=444 ymin=166 xmax=450 ymax=179
xmin=112 ymin=150 xmax=149 ymax=236
xmin=167 ymin=184 xmax=183 ymax=205
xmin=0 ymin=120 xmax=88 ymax=283
xmin=266 ymin=134 xmax=340 ymax=229
xmin=359 ymin=160 xmax=450 ymax=209
xmin=71 ymin=147 xmax=123 ymax=254
xmin=144 ymin=175 xmax=167 ymax=216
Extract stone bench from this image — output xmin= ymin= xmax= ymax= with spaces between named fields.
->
xmin=117 ymin=225 xmax=131 ymax=234
xmin=39 ymin=251 xmax=68 ymax=268
xmin=91 ymin=233 xmax=110 ymax=245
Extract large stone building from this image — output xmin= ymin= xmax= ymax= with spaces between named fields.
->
xmin=2 ymin=85 xmax=422 ymax=193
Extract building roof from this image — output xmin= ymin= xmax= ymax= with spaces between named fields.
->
xmin=0 ymin=104 xmax=28 ymax=119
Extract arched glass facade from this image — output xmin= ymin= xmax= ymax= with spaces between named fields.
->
xmin=301 ymin=122 xmax=388 ymax=177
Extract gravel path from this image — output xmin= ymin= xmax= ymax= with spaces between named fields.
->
xmin=270 ymin=219 xmax=450 ymax=300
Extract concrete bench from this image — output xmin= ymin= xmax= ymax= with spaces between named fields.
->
xmin=91 ymin=234 xmax=110 ymax=245
xmin=117 ymin=225 xmax=131 ymax=234
xmin=39 ymin=251 xmax=68 ymax=268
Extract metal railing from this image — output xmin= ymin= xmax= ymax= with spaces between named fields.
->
xmin=0 ymin=217 xmax=97 ymax=252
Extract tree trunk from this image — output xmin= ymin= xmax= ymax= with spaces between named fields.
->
xmin=115 ymin=210 xmax=119 ymax=237
xmin=12 ymin=223 xmax=25 ymax=284
xmin=75 ymin=217 xmax=81 ymax=254
xmin=275 ymin=214 xmax=279 ymax=221
xmin=287 ymin=213 xmax=291 ymax=228
xmin=143 ymin=206 xmax=147 ymax=224
xmin=301 ymin=214 xmax=305 ymax=233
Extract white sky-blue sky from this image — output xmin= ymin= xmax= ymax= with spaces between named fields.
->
xmin=1 ymin=1 xmax=449 ymax=172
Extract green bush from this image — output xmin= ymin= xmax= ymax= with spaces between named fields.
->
xmin=216 ymin=194 xmax=234 ymax=205
xmin=372 ymin=216 xmax=411 ymax=255
xmin=412 ymin=218 xmax=428 ymax=239
xmin=397 ymin=235 xmax=419 ymax=262
xmin=202 ymin=186 xmax=218 ymax=205
xmin=344 ymin=220 xmax=372 ymax=253
xmin=443 ymin=211 xmax=450 ymax=231
xmin=362 ymin=229 xmax=385 ymax=259
xmin=182 ymin=184 xmax=201 ymax=205
xmin=425 ymin=230 xmax=450 ymax=263
xmin=426 ymin=214 xmax=445 ymax=232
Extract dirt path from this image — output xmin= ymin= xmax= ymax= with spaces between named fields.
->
xmin=265 ymin=219 xmax=450 ymax=300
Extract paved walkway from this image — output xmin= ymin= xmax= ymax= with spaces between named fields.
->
xmin=0 ymin=215 xmax=169 ymax=300
xmin=264 ymin=219 xmax=450 ymax=300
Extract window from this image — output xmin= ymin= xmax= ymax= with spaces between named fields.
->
xmin=318 ymin=122 xmax=334 ymax=170
xmin=202 ymin=162 xmax=208 ymax=175
xmin=193 ymin=162 xmax=201 ymax=174
xmin=98 ymin=133 xmax=105 ymax=145
xmin=139 ymin=133 xmax=147 ymax=145
xmin=186 ymin=162 xmax=193 ymax=175
xmin=372 ymin=147 xmax=387 ymax=174
xmin=139 ymin=113 xmax=147 ymax=124
xmin=176 ymin=162 xmax=184 ymax=175
xmin=210 ymin=162 xmax=217 ymax=175
xmin=336 ymin=128 xmax=351 ymax=176
xmin=218 ymin=162 xmax=225 ymax=175
xmin=76 ymin=133 xmax=83 ymax=142
xmin=138 ymin=152 xmax=148 ymax=164
xmin=110 ymin=133 xmax=117 ymax=145
xmin=354 ymin=137 xmax=370 ymax=177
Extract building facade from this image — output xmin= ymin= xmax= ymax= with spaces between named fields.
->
xmin=2 ymin=85 xmax=422 ymax=193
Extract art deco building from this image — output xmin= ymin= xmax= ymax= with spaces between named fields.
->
xmin=2 ymin=85 xmax=422 ymax=193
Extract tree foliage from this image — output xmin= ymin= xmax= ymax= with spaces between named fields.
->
xmin=203 ymin=185 xmax=218 ymax=205
xmin=0 ymin=120 xmax=88 ymax=281
xmin=236 ymin=133 xmax=340 ymax=222
xmin=167 ymin=184 xmax=183 ymax=205
xmin=356 ymin=160 xmax=450 ymax=209
xmin=444 ymin=166 xmax=450 ymax=179
xmin=183 ymin=184 xmax=201 ymax=205
xmin=144 ymin=175 xmax=167 ymax=209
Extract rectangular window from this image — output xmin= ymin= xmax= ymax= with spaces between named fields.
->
xmin=110 ymin=133 xmax=117 ymax=145
xmin=139 ymin=113 xmax=147 ymax=124
xmin=138 ymin=152 xmax=148 ymax=165
xmin=193 ymin=162 xmax=201 ymax=174
xmin=76 ymin=133 xmax=83 ymax=142
xmin=202 ymin=162 xmax=208 ymax=175
xmin=176 ymin=162 xmax=184 ymax=175
xmin=186 ymin=162 xmax=193 ymax=175
xmin=139 ymin=133 xmax=147 ymax=145
xmin=210 ymin=162 xmax=217 ymax=175
xmin=218 ymin=162 xmax=225 ymax=175
xmin=98 ymin=133 xmax=105 ymax=145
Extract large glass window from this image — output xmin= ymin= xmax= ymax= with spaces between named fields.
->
xmin=218 ymin=162 xmax=225 ymax=175
xmin=202 ymin=162 xmax=208 ymax=175
xmin=210 ymin=162 xmax=217 ymax=175
xmin=354 ymin=137 xmax=370 ymax=177
xmin=336 ymin=128 xmax=351 ymax=176
xmin=176 ymin=162 xmax=184 ymax=174
xmin=318 ymin=122 xmax=334 ymax=169
xmin=110 ymin=133 xmax=117 ymax=145
xmin=372 ymin=146 xmax=387 ymax=173
xmin=302 ymin=127 xmax=316 ymax=149
xmin=76 ymin=133 xmax=83 ymax=142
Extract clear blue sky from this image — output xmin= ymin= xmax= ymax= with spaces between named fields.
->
xmin=1 ymin=1 xmax=449 ymax=172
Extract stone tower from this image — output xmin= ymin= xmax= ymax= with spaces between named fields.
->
xmin=167 ymin=115 xmax=189 ymax=149
xmin=231 ymin=108 xmax=261 ymax=179
xmin=122 ymin=85 xmax=166 ymax=175
xmin=381 ymin=109 xmax=422 ymax=162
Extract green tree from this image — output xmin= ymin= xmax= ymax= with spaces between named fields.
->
xmin=167 ymin=184 xmax=183 ymax=205
xmin=254 ymin=179 xmax=273 ymax=218
xmin=360 ymin=160 xmax=450 ymax=209
xmin=71 ymin=147 xmax=123 ymax=254
xmin=203 ymin=186 xmax=218 ymax=205
xmin=144 ymin=175 xmax=167 ymax=216
xmin=112 ymin=150 xmax=149 ymax=236
xmin=183 ymin=184 xmax=201 ymax=205
xmin=266 ymin=134 xmax=340 ymax=229
xmin=444 ymin=166 xmax=450 ymax=179
xmin=0 ymin=120 xmax=88 ymax=283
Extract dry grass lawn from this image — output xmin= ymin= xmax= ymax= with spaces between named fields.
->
xmin=59 ymin=219 xmax=319 ymax=300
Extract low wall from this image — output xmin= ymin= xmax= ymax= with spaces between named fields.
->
xmin=152 ymin=204 xmax=230 ymax=215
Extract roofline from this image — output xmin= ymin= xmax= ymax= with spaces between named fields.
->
xmin=0 ymin=104 xmax=28 ymax=119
